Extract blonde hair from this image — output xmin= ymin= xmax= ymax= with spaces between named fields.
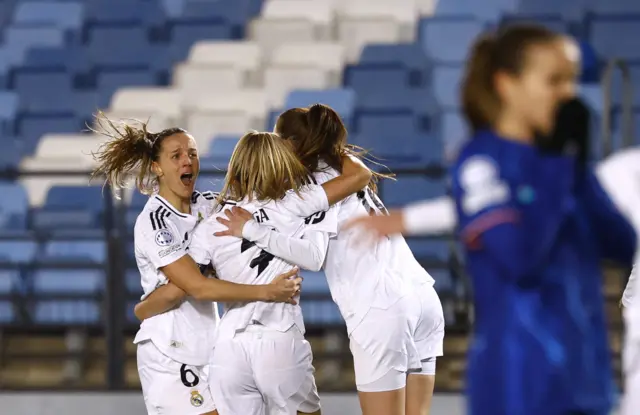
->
xmin=218 ymin=131 xmax=311 ymax=202
xmin=90 ymin=112 xmax=186 ymax=195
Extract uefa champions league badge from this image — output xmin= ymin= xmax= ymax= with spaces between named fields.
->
xmin=190 ymin=390 xmax=204 ymax=407
xmin=155 ymin=229 xmax=174 ymax=246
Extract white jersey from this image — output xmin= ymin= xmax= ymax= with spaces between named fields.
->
xmin=188 ymin=189 xmax=338 ymax=342
xmin=244 ymin=162 xmax=435 ymax=333
xmin=132 ymin=191 xmax=219 ymax=366
xmin=596 ymin=148 xmax=640 ymax=308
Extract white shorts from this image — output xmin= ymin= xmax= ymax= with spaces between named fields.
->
xmin=621 ymin=305 xmax=640 ymax=415
xmin=209 ymin=324 xmax=321 ymax=415
xmin=137 ymin=340 xmax=216 ymax=415
xmin=349 ymin=283 xmax=445 ymax=392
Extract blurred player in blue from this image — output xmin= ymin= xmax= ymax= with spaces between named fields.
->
xmin=447 ymin=25 xmax=637 ymax=415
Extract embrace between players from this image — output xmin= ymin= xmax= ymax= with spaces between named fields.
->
xmin=91 ymin=104 xmax=446 ymax=415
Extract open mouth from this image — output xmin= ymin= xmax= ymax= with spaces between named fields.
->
xmin=180 ymin=173 xmax=194 ymax=186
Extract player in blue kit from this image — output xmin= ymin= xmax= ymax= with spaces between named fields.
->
xmin=450 ymin=25 xmax=636 ymax=415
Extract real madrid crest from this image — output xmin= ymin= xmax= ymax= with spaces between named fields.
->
xmin=190 ymin=390 xmax=204 ymax=407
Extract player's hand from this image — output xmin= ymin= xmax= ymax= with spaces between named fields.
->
xmin=214 ymin=206 xmax=253 ymax=238
xmin=343 ymin=209 xmax=405 ymax=238
xmin=265 ymin=268 xmax=302 ymax=304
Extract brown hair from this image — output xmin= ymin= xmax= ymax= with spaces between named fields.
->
xmin=90 ymin=112 xmax=187 ymax=195
xmin=275 ymin=103 xmax=393 ymax=192
xmin=461 ymin=24 xmax=560 ymax=133
xmin=218 ymin=131 xmax=311 ymax=203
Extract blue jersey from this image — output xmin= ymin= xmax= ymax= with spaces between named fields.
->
xmin=451 ymin=130 xmax=636 ymax=415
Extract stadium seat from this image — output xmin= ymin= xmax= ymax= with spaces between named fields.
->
xmin=174 ymin=64 xmax=247 ymax=94
xmin=405 ymin=239 xmax=450 ymax=264
xmin=125 ymin=269 xmax=143 ymax=296
xmin=284 ymin=89 xmax=356 ymax=122
xmin=432 ymin=65 xmax=464 ymax=109
xmin=419 ymin=17 xmax=484 ymax=64
xmin=18 ymin=114 xmax=82 ymax=153
xmin=168 ymin=22 xmax=234 ymax=63
xmin=355 ymin=111 xmax=420 ymax=136
xmin=42 ymin=240 xmax=107 ymax=264
xmin=33 ymin=270 xmax=104 ymax=295
xmin=299 ymin=271 xmax=330 ymax=294
xmin=0 ymin=241 xmax=38 ymax=264
xmin=264 ymin=67 xmax=334 ymax=108
xmin=96 ymin=69 xmax=157 ymax=108
xmin=33 ymin=301 xmax=100 ymax=324
xmin=501 ymin=14 xmax=569 ymax=33
xmin=586 ymin=0 xmax=640 ymax=14
xmin=359 ymin=43 xmax=431 ymax=86
xmin=32 ymin=185 xmax=104 ymax=231
xmin=590 ymin=17 xmax=640 ymax=61
xmin=13 ymin=69 xmax=74 ymax=113
xmin=353 ymin=87 xmax=437 ymax=119
xmin=351 ymin=132 xmax=443 ymax=167
xmin=300 ymin=300 xmax=343 ymax=325
xmin=0 ymin=91 xmax=18 ymax=135
xmin=345 ymin=65 xmax=410 ymax=92
xmin=0 ymin=182 xmax=29 ymax=230
xmin=516 ymin=0 xmax=587 ymax=18
xmin=22 ymin=46 xmax=90 ymax=78
xmin=87 ymin=26 xmax=155 ymax=69
xmin=270 ymin=42 xmax=345 ymax=76
xmin=84 ymin=0 xmax=165 ymax=27
xmin=206 ymin=134 xmax=240 ymax=159
xmin=381 ymin=176 xmax=447 ymax=207
xmin=0 ymin=302 xmax=15 ymax=323
xmin=0 ymin=271 xmax=21 ymax=295
xmin=13 ymin=2 xmax=84 ymax=30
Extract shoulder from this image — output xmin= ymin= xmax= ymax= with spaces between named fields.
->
xmin=134 ymin=196 xmax=185 ymax=237
xmin=191 ymin=190 xmax=217 ymax=204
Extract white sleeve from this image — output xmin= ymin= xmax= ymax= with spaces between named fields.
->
xmin=188 ymin=220 xmax=214 ymax=266
xmin=242 ymin=220 xmax=329 ymax=271
xmin=401 ymin=196 xmax=457 ymax=235
xmin=135 ymin=217 xmax=188 ymax=269
xmin=623 ymin=264 xmax=638 ymax=308
xmin=281 ymin=185 xmax=330 ymax=218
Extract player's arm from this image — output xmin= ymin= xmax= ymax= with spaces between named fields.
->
xmin=578 ymin=169 xmax=637 ymax=266
xmin=286 ymin=156 xmax=372 ymax=217
xmin=134 ymin=282 xmax=186 ymax=321
xmin=140 ymin=223 xmax=301 ymax=303
xmin=454 ymin=155 xmax=573 ymax=286
xmin=344 ymin=196 xmax=456 ymax=237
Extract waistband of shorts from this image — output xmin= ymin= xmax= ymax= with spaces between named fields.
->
xmin=234 ymin=321 xmax=304 ymax=340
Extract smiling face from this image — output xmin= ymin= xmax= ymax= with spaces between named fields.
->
xmin=153 ymin=132 xmax=200 ymax=200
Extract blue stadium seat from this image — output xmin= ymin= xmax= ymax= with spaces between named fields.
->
xmin=430 ymin=268 xmax=455 ymax=294
xmin=0 ymin=182 xmax=29 ymax=230
xmin=0 ymin=91 xmax=18 ymax=135
xmin=22 ymin=46 xmax=90 ymax=75
xmin=433 ymin=66 xmax=463 ymax=109
xmin=589 ymin=0 xmax=640 ymax=14
xmin=516 ymin=0 xmax=587 ymax=19
xmin=405 ymin=239 xmax=449 ymax=264
xmin=162 ymin=0 xmax=186 ymax=18
xmin=125 ymin=269 xmax=143 ymax=295
xmin=0 ymin=139 xmax=23 ymax=171
xmin=381 ymin=176 xmax=447 ymax=207
xmin=0 ymin=302 xmax=15 ymax=323
xmin=42 ymin=240 xmax=106 ymax=264
xmin=419 ymin=17 xmax=484 ymax=64
xmin=0 ymin=271 xmax=21 ymax=294
xmin=33 ymin=185 xmax=105 ymax=231
xmin=33 ymin=270 xmax=104 ymax=295
xmin=353 ymin=87 xmax=438 ymax=118
xmin=96 ymin=69 xmax=156 ymax=107
xmin=355 ymin=112 xmax=420 ymax=136
xmin=18 ymin=114 xmax=81 ymax=153
xmin=433 ymin=0 xmax=503 ymax=21
xmin=14 ymin=2 xmax=84 ymax=30
xmin=344 ymin=65 xmax=409 ymax=91
xmin=284 ymin=89 xmax=356 ymax=122
xmin=351 ymin=133 xmax=443 ymax=167
xmin=359 ymin=43 xmax=430 ymax=83
xmin=501 ymin=14 xmax=569 ymax=33
xmin=13 ymin=69 xmax=74 ymax=113
xmin=5 ymin=26 xmax=65 ymax=52
xmin=168 ymin=22 xmax=234 ymax=62
xmin=33 ymin=301 xmax=100 ymax=324
xmin=300 ymin=300 xmax=343 ymax=325
xmin=126 ymin=191 xmax=148 ymax=228
xmin=196 ymin=175 xmax=225 ymax=194
xmin=0 ymin=241 xmax=38 ymax=264
xmin=590 ymin=17 xmax=640 ymax=61
xmin=85 ymin=0 xmax=165 ymax=26
xmin=88 ymin=26 xmax=155 ymax=69
xmin=201 ymin=135 xmax=240 ymax=168
xmin=441 ymin=111 xmax=467 ymax=156
xmin=126 ymin=300 xmax=138 ymax=324
xmin=608 ymin=64 xmax=640 ymax=107
xmin=299 ymin=271 xmax=330 ymax=294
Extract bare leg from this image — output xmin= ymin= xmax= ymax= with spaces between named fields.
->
xmin=405 ymin=373 xmax=435 ymax=415
xmin=358 ymin=388 xmax=405 ymax=415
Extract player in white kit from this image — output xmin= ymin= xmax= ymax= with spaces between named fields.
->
xmin=132 ymin=131 xmax=373 ymax=414
xmin=217 ymin=105 xmax=445 ymax=415
xmin=90 ymin=116 xmax=302 ymax=415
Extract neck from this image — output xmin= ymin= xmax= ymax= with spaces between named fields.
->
xmin=494 ymin=113 xmax=534 ymax=144
xmin=158 ymin=187 xmax=191 ymax=214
